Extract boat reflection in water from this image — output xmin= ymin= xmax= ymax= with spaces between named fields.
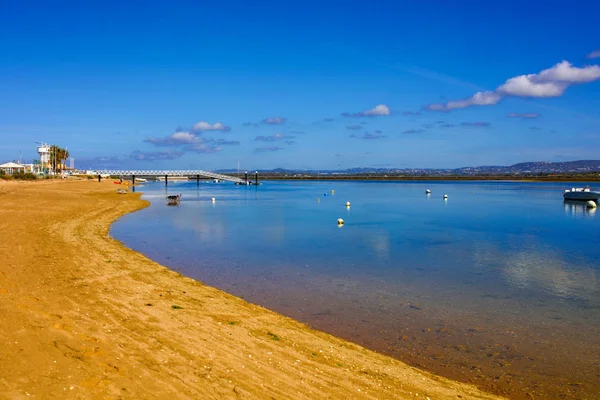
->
xmin=564 ymin=200 xmax=596 ymax=217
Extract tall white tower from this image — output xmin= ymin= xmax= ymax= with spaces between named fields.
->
xmin=37 ymin=143 xmax=50 ymax=169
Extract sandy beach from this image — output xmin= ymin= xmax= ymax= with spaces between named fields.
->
xmin=0 ymin=179 xmax=503 ymax=399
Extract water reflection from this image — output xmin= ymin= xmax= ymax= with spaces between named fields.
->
xmin=113 ymin=180 xmax=600 ymax=321
xmin=263 ymin=221 xmax=287 ymax=243
xmin=504 ymin=250 xmax=599 ymax=303
xmin=362 ymin=231 xmax=390 ymax=261
xmin=564 ymin=200 xmax=597 ymax=217
xmin=171 ymin=210 xmax=228 ymax=241
xmin=111 ymin=180 xmax=600 ymax=399
xmin=470 ymin=236 xmax=599 ymax=303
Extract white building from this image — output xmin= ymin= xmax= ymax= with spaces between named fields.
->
xmin=37 ymin=143 xmax=50 ymax=168
xmin=0 ymin=162 xmax=26 ymax=174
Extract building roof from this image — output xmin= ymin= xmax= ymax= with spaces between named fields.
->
xmin=0 ymin=162 xmax=25 ymax=168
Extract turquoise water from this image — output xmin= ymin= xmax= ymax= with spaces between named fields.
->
xmin=111 ymin=180 xmax=600 ymax=398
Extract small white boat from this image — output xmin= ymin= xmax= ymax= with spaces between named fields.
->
xmin=135 ymin=178 xmax=147 ymax=183
xmin=563 ymin=186 xmax=600 ymax=201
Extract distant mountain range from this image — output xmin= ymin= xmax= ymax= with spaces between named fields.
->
xmin=219 ymin=160 xmax=600 ymax=176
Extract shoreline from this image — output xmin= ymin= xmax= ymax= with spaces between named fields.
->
xmin=133 ymin=176 xmax=600 ymax=184
xmin=244 ymin=176 xmax=600 ymax=182
xmin=116 ymin=179 xmax=600 ymax=400
xmin=0 ymin=180 xmax=503 ymax=399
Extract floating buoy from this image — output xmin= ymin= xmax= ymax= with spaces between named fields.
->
xmin=443 ymin=194 xmax=448 ymax=199
xmin=211 ymin=197 xmax=216 ymax=203
xmin=586 ymin=200 xmax=597 ymax=209
xmin=346 ymin=201 xmax=351 ymax=207
xmin=426 ymin=189 xmax=431 ymax=194
xmin=337 ymin=218 xmax=344 ymax=226
xmin=317 ymin=198 xmax=320 ymax=202
xmin=331 ymin=190 xmax=335 ymax=194
xmin=324 ymin=193 xmax=327 ymax=196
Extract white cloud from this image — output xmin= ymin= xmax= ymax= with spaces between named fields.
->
xmin=536 ymin=60 xmax=600 ymax=83
xmin=144 ymin=130 xmax=233 ymax=154
xmin=145 ymin=131 xmax=202 ymax=146
xmin=342 ymin=104 xmax=391 ymax=117
xmin=448 ymin=91 xmax=501 ymax=109
xmin=497 ymin=61 xmax=600 ymax=97
xmin=427 ymin=91 xmax=501 ymax=111
xmin=586 ymin=50 xmax=600 ymax=59
xmin=427 ymin=60 xmax=600 ymax=111
xmin=497 ymin=75 xmax=567 ymax=97
xmin=192 ymin=121 xmax=230 ymax=131
xmin=170 ymin=131 xmax=199 ymax=143
xmin=363 ymin=104 xmax=390 ymax=116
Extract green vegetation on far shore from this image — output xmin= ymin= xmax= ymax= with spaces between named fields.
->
xmin=257 ymin=173 xmax=600 ymax=182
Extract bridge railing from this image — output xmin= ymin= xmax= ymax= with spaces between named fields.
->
xmin=97 ymin=170 xmax=246 ymax=183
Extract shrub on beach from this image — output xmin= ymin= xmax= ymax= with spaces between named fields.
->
xmin=10 ymin=171 xmax=38 ymax=181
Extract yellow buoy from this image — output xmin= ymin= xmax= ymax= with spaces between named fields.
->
xmin=586 ymin=200 xmax=597 ymax=209
xmin=331 ymin=190 xmax=335 ymax=194
xmin=443 ymin=194 xmax=448 ymax=199
xmin=337 ymin=218 xmax=344 ymax=226
xmin=211 ymin=197 xmax=216 ymax=202
xmin=346 ymin=201 xmax=351 ymax=207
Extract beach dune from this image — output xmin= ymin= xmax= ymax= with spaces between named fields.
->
xmin=0 ymin=180 xmax=503 ymax=399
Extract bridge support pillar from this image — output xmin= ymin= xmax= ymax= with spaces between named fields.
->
xmin=196 ymin=174 xmax=200 ymax=186
xmin=165 ymin=175 xmax=168 ymax=186
xmin=132 ymin=175 xmax=135 ymax=185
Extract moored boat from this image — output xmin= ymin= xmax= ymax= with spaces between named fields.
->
xmin=563 ymin=186 xmax=600 ymax=201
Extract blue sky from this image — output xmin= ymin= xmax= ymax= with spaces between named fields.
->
xmin=1 ymin=0 xmax=600 ymax=170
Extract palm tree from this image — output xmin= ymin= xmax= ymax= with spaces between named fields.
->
xmin=48 ymin=145 xmax=69 ymax=174
xmin=62 ymin=148 xmax=70 ymax=172
xmin=57 ymin=147 xmax=64 ymax=173
xmin=49 ymin=145 xmax=59 ymax=174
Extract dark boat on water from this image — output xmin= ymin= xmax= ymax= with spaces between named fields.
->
xmin=563 ymin=186 xmax=600 ymax=201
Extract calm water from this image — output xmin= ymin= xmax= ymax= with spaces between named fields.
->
xmin=111 ymin=180 xmax=600 ymax=399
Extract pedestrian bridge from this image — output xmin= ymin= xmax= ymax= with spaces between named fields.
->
xmin=97 ymin=169 xmax=248 ymax=184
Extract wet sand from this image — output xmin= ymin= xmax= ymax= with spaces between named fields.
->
xmin=0 ymin=179 xmax=502 ymax=399
xmin=154 ymin=255 xmax=599 ymax=400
